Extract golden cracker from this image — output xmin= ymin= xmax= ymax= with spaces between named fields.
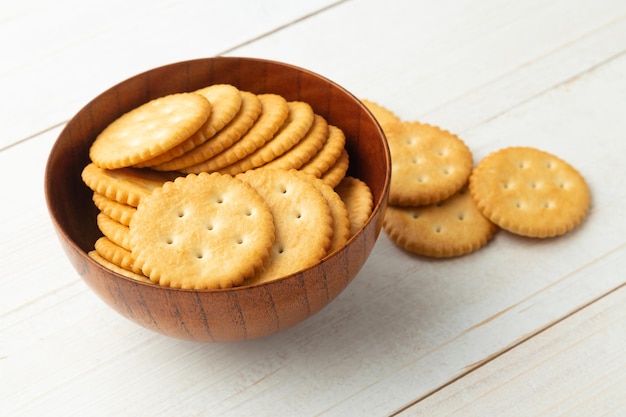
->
xmin=294 ymin=171 xmax=351 ymax=255
xmin=260 ymin=114 xmax=329 ymax=171
xmin=300 ymin=125 xmax=346 ymax=178
xmin=82 ymin=162 xmax=179 ymax=207
xmin=361 ymin=99 xmax=401 ymax=133
xmin=387 ymin=121 xmax=473 ymax=206
xmin=89 ymin=92 xmax=211 ymax=169
xmin=92 ymin=193 xmax=136 ymax=227
xmin=88 ymin=250 xmax=152 ymax=283
xmin=137 ymin=84 xmax=243 ymax=167
xmin=94 ymin=236 xmax=143 ymax=275
xmin=383 ymin=186 xmax=498 ymax=257
xmin=320 ymin=148 xmax=349 ymax=188
xmin=218 ymin=101 xmax=315 ymax=175
xmin=151 ymin=91 xmax=262 ymax=171
xmin=97 ymin=212 xmax=131 ymax=251
xmin=129 ymin=172 xmax=275 ymax=289
xmin=238 ymin=169 xmax=333 ymax=285
xmin=335 ymin=176 xmax=374 ymax=236
xmin=182 ymin=93 xmax=289 ymax=173
xmin=194 ymin=84 xmax=244 ymax=138
xmin=469 ymin=146 xmax=591 ymax=238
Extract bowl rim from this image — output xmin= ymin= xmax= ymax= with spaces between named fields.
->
xmin=45 ymin=56 xmax=391 ymax=294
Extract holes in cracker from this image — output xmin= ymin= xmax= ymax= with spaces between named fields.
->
xmin=165 ymin=236 xmax=175 ymax=245
xmin=177 ymin=209 xmax=186 ymax=218
xmin=457 ymin=212 xmax=466 ymax=221
xmin=236 ymin=237 xmax=244 ymax=245
xmin=434 ymin=225 xmax=442 ymax=234
xmin=411 ymin=212 xmax=420 ymax=220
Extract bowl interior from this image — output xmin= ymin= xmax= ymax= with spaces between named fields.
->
xmin=45 ymin=57 xmax=390 ymax=342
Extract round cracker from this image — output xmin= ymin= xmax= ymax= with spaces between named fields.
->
xmin=152 ymin=91 xmax=263 ymax=171
xmin=293 ymin=170 xmax=351 ymax=255
xmin=387 ymin=122 xmax=473 ymax=206
xmin=469 ymin=146 xmax=591 ymax=238
xmin=321 ymin=148 xmax=349 ymax=188
xmin=383 ymin=186 xmax=498 ymax=257
xmin=136 ymin=84 xmax=243 ymax=167
xmin=260 ymin=114 xmax=329 ymax=171
xmin=88 ymin=250 xmax=152 ymax=283
xmin=89 ymin=92 xmax=211 ymax=169
xmin=92 ymin=193 xmax=136 ymax=227
xmin=335 ymin=176 xmax=374 ymax=236
xmin=82 ymin=163 xmax=179 ymax=207
xmin=300 ymin=125 xmax=346 ymax=178
xmin=94 ymin=236 xmax=143 ymax=275
xmin=182 ymin=94 xmax=289 ymax=173
xmin=97 ymin=212 xmax=131 ymax=251
xmin=129 ymin=172 xmax=275 ymax=289
xmin=218 ymin=101 xmax=315 ymax=175
xmin=361 ymin=99 xmax=401 ymax=133
xmin=238 ymin=169 xmax=333 ymax=285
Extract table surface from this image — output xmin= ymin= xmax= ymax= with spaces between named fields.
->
xmin=2 ymin=1 xmax=625 ymax=416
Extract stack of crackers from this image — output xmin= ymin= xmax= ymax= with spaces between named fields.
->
xmin=362 ymin=100 xmax=591 ymax=258
xmin=82 ymin=85 xmax=375 ymax=289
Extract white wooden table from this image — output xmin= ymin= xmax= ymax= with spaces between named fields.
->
xmin=2 ymin=1 xmax=625 ymax=415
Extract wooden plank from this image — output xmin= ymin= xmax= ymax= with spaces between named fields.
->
xmin=398 ymin=283 xmax=626 ymax=416
xmin=229 ymin=0 xmax=626 ymax=131
xmin=2 ymin=1 xmax=626 ymax=416
xmin=0 ymin=0 xmax=342 ymax=148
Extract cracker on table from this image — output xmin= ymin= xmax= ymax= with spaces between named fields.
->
xmin=97 ymin=212 xmax=131 ymax=251
xmin=335 ymin=176 xmax=374 ymax=236
xmin=361 ymin=99 xmax=401 ymax=133
xmin=469 ymin=146 xmax=591 ymax=238
xmin=320 ymin=148 xmax=349 ymax=188
xmin=383 ymin=186 xmax=498 ymax=257
xmin=218 ymin=101 xmax=315 ymax=175
xmin=260 ymin=114 xmax=329 ymax=171
xmin=137 ymin=84 xmax=243 ymax=167
xmin=92 ymin=193 xmax=136 ymax=227
xmin=82 ymin=162 xmax=179 ymax=207
xmin=300 ymin=125 xmax=346 ymax=178
xmin=238 ymin=169 xmax=333 ymax=285
xmin=182 ymin=93 xmax=289 ymax=173
xmin=89 ymin=92 xmax=211 ymax=169
xmin=129 ymin=172 xmax=275 ymax=289
xmin=387 ymin=121 xmax=473 ymax=206
xmin=151 ymin=91 xmax=262 ymax=171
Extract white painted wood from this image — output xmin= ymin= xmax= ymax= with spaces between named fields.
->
xmin=399 ymin=284 xmax=626 ymax=416
xmin=2 ymin=0 xmax=626 ymax=416
xmin=0 ymin=0 xmax=341 ymax=148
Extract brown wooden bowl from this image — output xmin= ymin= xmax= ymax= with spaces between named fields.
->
xmin=45 ymin=57 xmax=390 ymax=342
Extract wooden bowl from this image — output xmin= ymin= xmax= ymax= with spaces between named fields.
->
xmin=45 ymin=57 xmax=390 ymax=342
